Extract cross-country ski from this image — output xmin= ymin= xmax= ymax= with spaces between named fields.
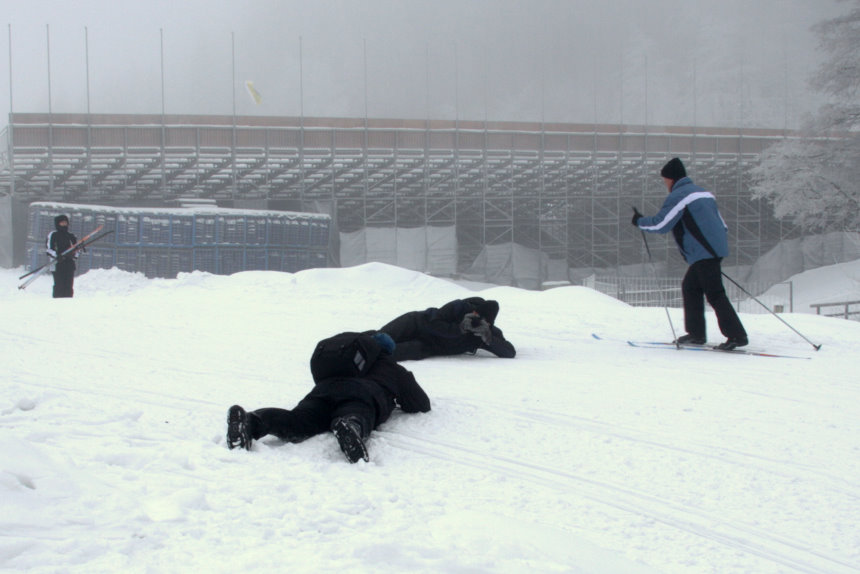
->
xmin=591 ymin=333 xmax=811 ymax=359
xmin=18 ymin=228 xmax=114 ymax=290
xmin=625 ymin=339 xmax=812 ymax=359
xmin=18 ymin=224 xmax=106 ymax=281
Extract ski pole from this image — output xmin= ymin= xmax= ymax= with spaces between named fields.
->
xmin=721 ymin=271 xmax=822 ymax=351
xmin=18 ymin=256 xmax=57 ymax=280
xmin=638 ymin=224 xmax=680 ymax=348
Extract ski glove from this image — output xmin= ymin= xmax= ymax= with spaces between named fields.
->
xmin=459 ymin=312 xmax=481 ymax=333
xmin=460 ymin=312 xmax=493 ymax=344
xmin=631 ymin=206 xmax=643 ymax=227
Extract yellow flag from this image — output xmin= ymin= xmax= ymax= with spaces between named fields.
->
xmin=245 ymin=81 xmax=262 ymax=105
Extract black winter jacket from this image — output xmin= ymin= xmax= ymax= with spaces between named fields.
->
xmin=308 ymin=355 xmax=431 ymax=428
xmin=46 ymin=228 xmax=78 ymax=267
xmin=381 ymin=297 xmax=516 ymax=359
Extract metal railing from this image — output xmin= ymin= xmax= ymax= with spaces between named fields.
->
xmin=809 ymin=300 xmax=860 ymax=320
xmin=584 ymin=275 xmax=795 ymax=315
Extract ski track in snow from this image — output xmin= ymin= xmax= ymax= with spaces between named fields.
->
xmin=379 ymin=383 xmax=860 ymax=574
xmin=2 ymin=264 xmax=860 ymax=573
xmin=378 ymin=430 xmax=857 ymax=574
xmin=445 ymin=397 xmax=860 ymax=500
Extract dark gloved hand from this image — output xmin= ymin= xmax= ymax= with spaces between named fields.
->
xmin=460 ymin=312 xmax=492 ymax=344
xmin=460 ymin=312 xmax=481 ymax=332
xmin=631 ymin=206 xmax=644 ymax=227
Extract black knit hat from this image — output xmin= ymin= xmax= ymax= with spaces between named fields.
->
xmin=54 ymin=214 xmax=69 ymax=228
xmin=476 ymin=300 xmax=499 ymax=324
xmin=660 ymin=157 xmax=686 ymax=181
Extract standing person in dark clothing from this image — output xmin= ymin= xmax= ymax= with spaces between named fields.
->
xmin=46 ymin=214 xmax=79 ymax=298
xmin=379 ymin=296 xmax=516 ymax=361
xmin=632 ymin=157 xmax=748 ymax=350
xmin=226 ymin=337 xmax=430 ymax=463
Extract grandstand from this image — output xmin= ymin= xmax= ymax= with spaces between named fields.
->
xmin=2 ymin=113 xmax=797 ymax=285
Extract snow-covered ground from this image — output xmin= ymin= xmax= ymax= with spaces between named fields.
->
xmin=1 ymin=261 xmax=859 ymax=574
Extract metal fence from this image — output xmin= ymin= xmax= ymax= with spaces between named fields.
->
xmin=583 ymin=275 xmax=796 ymax=315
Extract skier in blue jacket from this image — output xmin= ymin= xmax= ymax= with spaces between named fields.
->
xmin=632 ymin=158 xmax=748 ymax=350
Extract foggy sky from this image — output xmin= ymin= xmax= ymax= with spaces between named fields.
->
xmin=1 ymin=0 xmax=849 ymax=129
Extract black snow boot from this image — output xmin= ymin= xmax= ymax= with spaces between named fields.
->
xmin=226 ymin=405 xmax=253 ymax=450
xmin=331 ymin=417 xmax=369 ymax=464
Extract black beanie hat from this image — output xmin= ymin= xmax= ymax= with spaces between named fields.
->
xmin=660 ymin=157 xmax=686 ymax=181
xmin=476 ymin=300 xmax=500 ymax=324
xmin=54 ymin=214 xmax=69 ymax=228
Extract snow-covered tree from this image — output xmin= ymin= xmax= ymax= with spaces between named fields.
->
xmin=751 ymin=0 xmax=860 ymax=231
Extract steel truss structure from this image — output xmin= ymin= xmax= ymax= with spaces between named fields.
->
xmin=2 ymin=113 xmax=798 ymax=273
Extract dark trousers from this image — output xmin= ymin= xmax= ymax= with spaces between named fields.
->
xmin=682 ymin=258 xmax=747 ymax=340
xmin=381 ymin=312 xmax=436 ymax=361
xmin=52 ymin=261 xmax=76 ymax=298
xmin=380 ymin=312 xmax=421 ymax=342
xmin=390 ymin=340 xmax=435 ymax=361
xmin=249 ymin=396 xmax=375 ymax=443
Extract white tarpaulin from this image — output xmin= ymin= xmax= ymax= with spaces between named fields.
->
xmin=339 ymin=226 xmax=457 ymax=275
xmin=0 ymin=194 xmax=12 ymax=268
xmin=463 ymin=242 xmax=549 ymax=290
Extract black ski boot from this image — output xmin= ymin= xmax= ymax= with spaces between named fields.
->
xmin=716 ymin=336 xmax=748 ymax=351
xmin=226 ymin=405 xmax=253 ymax=450
xmin=675 ymin=334 xmax=706 ymax=345
xmin=332 ymin=417 xmax=369 ymax=463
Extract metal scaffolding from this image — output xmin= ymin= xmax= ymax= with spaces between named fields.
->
xmin=2 ymin=113 xmax=800 ymax=277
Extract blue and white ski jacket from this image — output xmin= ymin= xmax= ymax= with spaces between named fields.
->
xmin=636 ymin=176 xmax=729 ymax=264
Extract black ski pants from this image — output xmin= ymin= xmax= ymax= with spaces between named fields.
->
xmin=682 ymin=258 xmax=747 ymax=341
xmin=52 ymin=260 xmax=76 ymax=298
xmin=381 ymin=312 xmax=438 ymax=361
xmin=248 ymin=396 xmax=375 ymax=443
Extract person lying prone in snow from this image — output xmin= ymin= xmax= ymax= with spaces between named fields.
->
xmin=226 ymin=332 xmax=430 ymax=463
xmin=378 ymin=297 xmax=516 ymax=361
